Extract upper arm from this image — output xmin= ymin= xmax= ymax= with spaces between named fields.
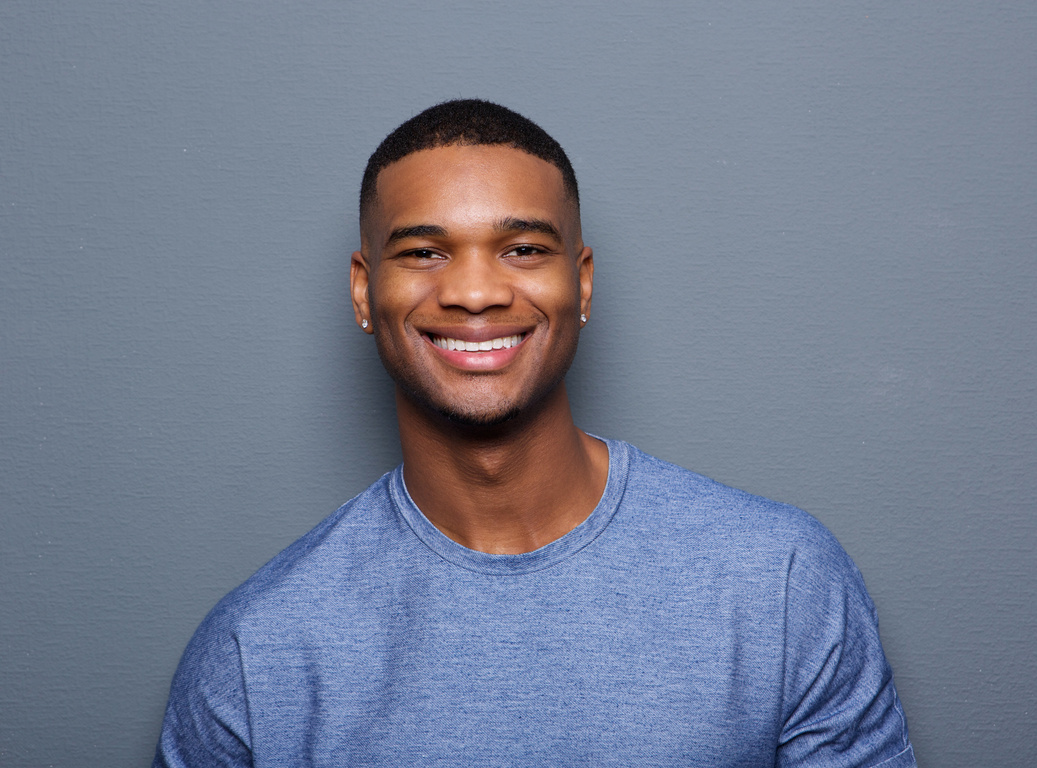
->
xmin=153 ymin=613 xmax=253 ymax=768
xmin=777 ymin=536 xmax=915 ymax=768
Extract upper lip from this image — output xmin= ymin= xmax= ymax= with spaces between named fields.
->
xmin=420 ymin=324 xmax=532 ymax=344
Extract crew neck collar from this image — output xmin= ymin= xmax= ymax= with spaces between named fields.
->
xmin=389 ymin=437 xmax=629 ymax=575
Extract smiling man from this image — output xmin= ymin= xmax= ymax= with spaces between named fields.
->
xmin=351 ymin=136 xmax=606 ymax=555
xmin=155 ymin=100 xmax=915 ymax=767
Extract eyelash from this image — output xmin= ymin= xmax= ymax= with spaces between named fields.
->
xmin=503 ymin=245 xmax=545 ymax=258
xmin=401 ymin=245 xmax=546 ymax=260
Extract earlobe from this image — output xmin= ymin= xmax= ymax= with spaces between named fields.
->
xmin=350 ymin=250 xmax=374 ymax=334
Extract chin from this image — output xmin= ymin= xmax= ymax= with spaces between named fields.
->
xmin=437 ymin=402 xmax=523 ymax=428
xmin=398 ymin=379 xmax=554 ymax=431
xmin=404 ymin=387 xmax=526 ymax=428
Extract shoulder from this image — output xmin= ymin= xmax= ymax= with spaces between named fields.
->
xmin=192 ymin=470 xmax=401 ymax=644
xmin=611 ymin=443 xmax=912 ymax=767
xmin=616 ymin=441 xmax=849 ymax=570
xmin=155 ymin=472 xmax=403 ymax=764
xmin=606 ymin=441 xmax=879 ymax=639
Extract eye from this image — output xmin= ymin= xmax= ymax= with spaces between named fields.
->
xmin=401 ymin=248 xmax=445 ymax=261
xmin=502 ymin=244 xmax=546 ymax=260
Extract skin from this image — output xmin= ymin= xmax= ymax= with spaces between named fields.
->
xmin=350 ymin=144 xmax=609 ymax=554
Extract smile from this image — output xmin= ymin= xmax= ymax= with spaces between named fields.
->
xmin=430 ymin=333 xmax=526 ymax=352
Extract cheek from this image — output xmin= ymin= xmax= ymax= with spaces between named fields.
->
xmin=370 ymin=272 xmax=427 ymax=325
xmin=524 ymin=272 xmax=582 ymax=316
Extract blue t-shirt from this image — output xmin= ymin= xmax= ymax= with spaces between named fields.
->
xmin=155 ymin=440 xmax=915 ymax=767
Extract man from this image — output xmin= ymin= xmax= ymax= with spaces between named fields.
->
xmin=155 ymin=100 xmax=915 ymax=767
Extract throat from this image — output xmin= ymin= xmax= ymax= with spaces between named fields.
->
xmin=399 ymin=421 xmax=610 ymax=555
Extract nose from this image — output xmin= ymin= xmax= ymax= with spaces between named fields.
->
xmin=436 ymin=252 xmax=514 ymax=313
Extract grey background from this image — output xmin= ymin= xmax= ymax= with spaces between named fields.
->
xmin=2 ymin=1 xmax=1034 ymax=765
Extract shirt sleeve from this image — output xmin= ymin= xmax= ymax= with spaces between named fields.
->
xmin=777 ymin=533 xmax=916 ymax=768
xmin=153 ymin=608 xmax=254 ymax=768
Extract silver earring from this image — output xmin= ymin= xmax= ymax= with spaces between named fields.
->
xmin=361 ymin=319 xmax=368 ymax=329
xmin=580 ymin=314 xmax=587 ymax=323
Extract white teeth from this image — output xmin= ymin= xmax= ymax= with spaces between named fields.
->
xmin=432 ymin=334 xmax=523 ymax=351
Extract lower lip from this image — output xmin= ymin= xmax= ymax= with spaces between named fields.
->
xmin=426 ymin=336 xmax=527 ymax=371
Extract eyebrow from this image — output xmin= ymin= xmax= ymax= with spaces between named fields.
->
xmin=384 ymin=218 xmax=563 ymax=248
xmin=385 ymin=224 xmax=448 ymax=247
xmin=494 ymin=217 xmax=562 ymax=241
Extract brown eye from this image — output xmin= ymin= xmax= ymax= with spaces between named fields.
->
xmin=404 ymin=249 xmax=444 ymax=261
xmin=503 ymin=245 xmax=544 ymax=259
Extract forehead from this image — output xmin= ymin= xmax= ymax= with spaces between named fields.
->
xmin=366 ymin=144 xmax=576 ymax=243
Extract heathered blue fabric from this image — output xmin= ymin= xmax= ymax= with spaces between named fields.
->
xmin=154 ymin=439 xmax=915 ymax=767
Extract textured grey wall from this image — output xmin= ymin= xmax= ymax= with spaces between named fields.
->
xmin=2 ymin=2 xmax=1034 ymax=765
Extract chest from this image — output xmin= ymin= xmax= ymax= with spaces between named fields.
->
xmin=238 ymin=567 xmax=786 ymax=766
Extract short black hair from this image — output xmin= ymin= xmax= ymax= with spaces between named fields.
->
xmin=359 ymin=99 xmax=579 ymax=224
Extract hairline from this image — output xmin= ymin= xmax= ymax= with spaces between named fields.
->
xmin=360 ymin=140 xmax=580 ymax=234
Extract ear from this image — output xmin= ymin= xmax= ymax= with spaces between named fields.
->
xmin=577 ymin=246 xmax=594 ymax=324
xmin=350 ymin=250 xmax=374 ymax=334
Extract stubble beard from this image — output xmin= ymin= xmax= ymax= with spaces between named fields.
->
xmin=392 ymin=367 xmax=568 ymax=429
xmin=372 ymin=306 xmax=581 ymax=430
xmin=415 ymin=384 xmax=524 ymax=428
xmin=377 ymin=338 xmax=577 ymax=430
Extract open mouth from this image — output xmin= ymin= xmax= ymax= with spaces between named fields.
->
xmin=429 ymin=333 xmax=526 ymax=352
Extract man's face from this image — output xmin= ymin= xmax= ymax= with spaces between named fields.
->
xmin=351 ymin=144 xmax=593 ymax=427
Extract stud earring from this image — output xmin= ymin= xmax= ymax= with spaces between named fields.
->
xmin=361 ymin=319 xmax=368 ymax=329
xmin=580 ymin=314 xmax=587 ymax=323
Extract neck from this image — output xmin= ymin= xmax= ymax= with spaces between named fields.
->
xmin=396 ymin=383 xmax=609 ymax=554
